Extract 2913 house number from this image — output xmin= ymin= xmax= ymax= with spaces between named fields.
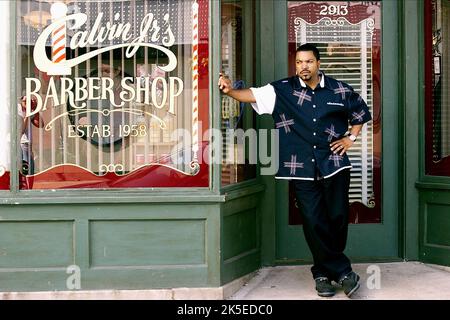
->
xmin=319 ymin=4 xmax=349 ymax=16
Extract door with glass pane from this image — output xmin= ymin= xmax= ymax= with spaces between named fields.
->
xmin=277 ymin=1 xmax=398 ymax=262
xmin=421 ymin=0 xmax=450 ymax=266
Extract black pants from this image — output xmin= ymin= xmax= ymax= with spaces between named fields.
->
xmin=293 ymin=168 xmax=352 ymax=282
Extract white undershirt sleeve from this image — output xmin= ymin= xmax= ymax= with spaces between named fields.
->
xmin=249 ymin=84 xmax=276 ymax=115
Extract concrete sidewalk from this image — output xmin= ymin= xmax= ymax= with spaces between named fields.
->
xmin=1 ymin=261 xmax=449 ymax=300
xmin=228 ymin=262 xmax=450 ymax=300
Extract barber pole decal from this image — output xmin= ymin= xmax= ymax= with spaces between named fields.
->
xmin=49 ymin=2 xmax=70 ymax=75
xmin=191 ymin=1 xmax=199 ymax=167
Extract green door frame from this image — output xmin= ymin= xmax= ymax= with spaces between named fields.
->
xmin=415 ymin=0 xmax=450 ymax=266
xmin=400 ymin=0 xmax=421 ymax=262
xmin=267 ymin=0 xmax=402 ymax=263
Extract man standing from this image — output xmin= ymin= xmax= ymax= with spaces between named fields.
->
xmin=218 ymin=43 xmax=371 ymax=298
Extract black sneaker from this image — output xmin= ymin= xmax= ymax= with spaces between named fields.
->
xmin=315 ymin=277 xmax=336 ymax=297
xmin=339 ymin=271 xmax=360 ymax=297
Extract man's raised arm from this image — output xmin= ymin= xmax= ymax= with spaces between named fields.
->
xmin=218 ymin=73 xmax=256 ymax=103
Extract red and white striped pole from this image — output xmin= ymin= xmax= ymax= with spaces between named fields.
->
xmin=49 ymin=2 xmax=70 ymax=75
xmin=191 ymin=0 xmax=199 ymax=162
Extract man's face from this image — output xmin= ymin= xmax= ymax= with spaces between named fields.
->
xmin=295 ymin=50 xmax=320 ymax=81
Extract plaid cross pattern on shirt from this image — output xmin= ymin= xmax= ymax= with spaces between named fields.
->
xmin=275 ymin=114 xmax=295 ymax=133
xmin=329 ymin=154 xmax=344 ymax=167
xmin=351 ymin=110 xmax=366 ymax=122
xmin=333 ymin=82 xmax=352 ymax=99
xmin=284 ymin=155 xmax=304 ymax=175
xmin=292 ymin=89 xmax=312 ymax=106
xmin=324 ymin=124 xmax=339 ymax=142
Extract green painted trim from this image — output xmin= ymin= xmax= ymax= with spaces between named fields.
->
xmin=242 ymin=0 xmax=256 ymax=139
xmin=417 ymin=0 xmax=426 ymax=183
xmin=416 ymin=182 xmax=450 ymax=191
xmin=397 ymin=0 xmax=406 ymax=261
xmin=420 ymin=191 xmax=450 ymax=205
xmin=10 ymin=0 xmax=18 ymax=194
xmin=211 ymin=0 xmax=221 ymax=193
xmin=221 ymin=178 xmax=258 ymax=191
xmin=0 ymin=202 xmax=223 ymax=290
xmin=379 ymin=0 xmax=401 ymax=259
xmin=0 ymin=191 xmax=226 ymax=205
xmin=419 ymin=190 xmax=450 ymax=266
xmin=405 ymin=1 xmax=425 ymax=260
xmin=222 ymin=183 xmax=265 ymax=202
xmin=254 ymin=0 xmax=261 ymax=87
xmin=222 ymin=179 xmax=263 ymax=193
xmin=0 ymin=203 xmax=220 ymax=220
xmin=0 ymin=267 xmax=212 ymax=292
xmin=258 ymin=0 xmax=277 ymax=266
xmin=221 ymin=250 xmax=260 ymax=285
xmin=274 ymin=0 xmax=288 ymax=80
xmin=271 ymin=0 xmax=291 ymax=265
xmin=274 ymin=257 xmax=405 ymax=266
xmin=220 ymin=192 xmax=261 ymax=285
xmin=401 ymin=0 xmax=421 ymax=261
xmin=74 ymin=219 xmax=90 ymax=269
xmin=206 ymin=203 xmax=221 ymax=286
xmin=222 ymin=192 xmax=261 ymax=216
xmin=418 ymin=176 xmax=450 ymax=184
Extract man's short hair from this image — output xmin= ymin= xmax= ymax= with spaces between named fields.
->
xmin=296 ymin=43 xmax=320 ymax=61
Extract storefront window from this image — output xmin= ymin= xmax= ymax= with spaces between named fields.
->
xmin=16 ymin=0 xmax=209 ymax=189
xmin=287 ymin=1 xmax=382 ymax=224
xmin=0 ymin=95 xmax=10 ymax=190
xmin=0 ymin=0 xmax=10 ymax=190
xmin=220 ymin=0 xmax=256 ymax=186
xmin=425 ymin=0 xmax=450 ymax=176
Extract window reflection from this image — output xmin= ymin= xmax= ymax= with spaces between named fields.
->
xmin=427 ymin=0 xmax=450 ymax=175
xmin=221 ymin=0 xmax=257 ymax=186
xmin=17 ymin=0 xmax=209 ymax=189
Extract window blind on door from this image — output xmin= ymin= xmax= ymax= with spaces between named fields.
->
xmin=295 ymin=17 xmax=375 ymax=207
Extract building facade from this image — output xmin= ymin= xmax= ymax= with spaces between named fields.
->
xmin=0 ymin=0 xmax=448 ymax=292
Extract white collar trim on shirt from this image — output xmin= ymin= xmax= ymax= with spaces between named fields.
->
xmin=299 ymin=71 xmax=325 ymax=89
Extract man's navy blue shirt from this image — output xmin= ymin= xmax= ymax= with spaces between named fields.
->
xmin=252 ymin=73 xmax=372 ymax=180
